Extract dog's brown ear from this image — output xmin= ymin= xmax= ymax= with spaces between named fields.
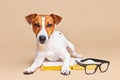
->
xmin=50 ymin=14 xmax=62 ymax=25
xmin=25 ymin=14 xmax=37 ymax=25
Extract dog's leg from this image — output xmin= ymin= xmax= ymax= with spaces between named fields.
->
xmin=59 ymin=50 xmax=71 ymax=75
xmin=23 ymin=52 xmax=45 ymax=75
xmin=67 ymin=41 xmax=82 ymax=58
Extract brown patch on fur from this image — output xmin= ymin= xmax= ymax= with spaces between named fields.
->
xmin=31 ymin=15 xmax=42 ymax=36
xmin=45 ymin=16 xmax=55 ymax=37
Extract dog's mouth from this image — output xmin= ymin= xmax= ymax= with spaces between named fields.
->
xmin=39 ymin=40 xmax=45 ymax=44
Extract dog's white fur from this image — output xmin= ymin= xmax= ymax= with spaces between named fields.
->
xmin=24 ymin=16 xmax=82 ymax=75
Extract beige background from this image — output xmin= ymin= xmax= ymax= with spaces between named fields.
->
xmin=0 ymin=0 xmax=120 ymax=80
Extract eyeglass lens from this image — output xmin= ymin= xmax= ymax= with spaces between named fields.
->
xmin=85 ymin=64 xmax=97 ymax=74
xmin=100 ymin=63 xmax=109 ymax=72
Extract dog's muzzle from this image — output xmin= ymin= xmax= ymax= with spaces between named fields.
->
xmin=39 ymin=35 xmax=46 ymax=44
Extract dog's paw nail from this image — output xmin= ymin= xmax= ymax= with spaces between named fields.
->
xmin=23 ymin=71 xmax=34 ymax=75
xmin=23 ymin=67 xmax=35 ymax=75
xmin=61 ymin=69 xmax=71 ymax=75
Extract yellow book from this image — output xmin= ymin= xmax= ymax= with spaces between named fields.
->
xmin=40 ymin=58 xmax=95 ymax=71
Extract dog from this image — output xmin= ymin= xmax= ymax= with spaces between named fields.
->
xmin=23 ymin=13 xmax=82 ymax=75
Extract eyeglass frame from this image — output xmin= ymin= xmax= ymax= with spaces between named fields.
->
xmin=75 ymin=58 xmax=110 ymax=75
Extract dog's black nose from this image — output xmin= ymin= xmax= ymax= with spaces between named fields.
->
xmin=39 ymin=36 xmax=46 ymax=44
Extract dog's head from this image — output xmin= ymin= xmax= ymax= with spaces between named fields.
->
xmin=25 ymin=13 xmax=62 ymax=44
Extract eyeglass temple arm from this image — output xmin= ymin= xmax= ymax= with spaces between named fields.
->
xmin=81 ymin=58 xmax=110 ymax=63
xmin=75 ymin=60 xmax=85 ymax=66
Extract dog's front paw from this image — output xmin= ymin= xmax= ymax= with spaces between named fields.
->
xmin=61 ymin=67 xmax=71 ymax=75
xmin=23 ymin=67 xmax=35 ymax=75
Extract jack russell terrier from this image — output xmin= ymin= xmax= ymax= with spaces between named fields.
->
xmin=23 ymin=13 xmax=82 ymax=75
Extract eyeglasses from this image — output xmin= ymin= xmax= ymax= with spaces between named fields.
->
xmin=75 ymin=58 xmax=110 ymax=75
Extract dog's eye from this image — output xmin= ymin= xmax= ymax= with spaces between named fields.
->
xmin=33 ymin=23 xmax=40 ymax=27
xmin=47 ymin=24 xmax=52 ymax=27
